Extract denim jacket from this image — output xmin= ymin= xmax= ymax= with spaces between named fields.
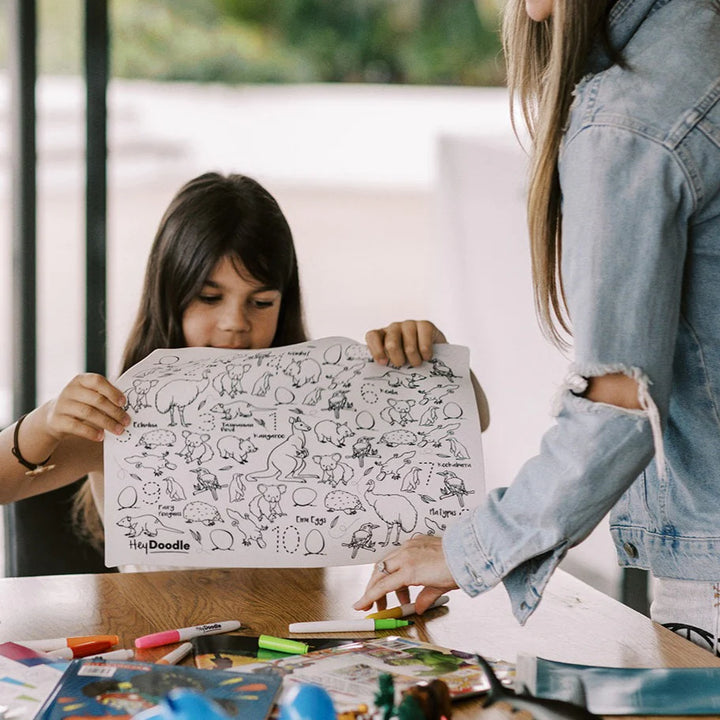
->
xmin=443 ymin=0 xmax=720 ymax=623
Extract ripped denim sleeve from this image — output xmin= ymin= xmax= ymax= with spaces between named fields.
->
xmin=443 ymin=368 xmax=659 ymax=624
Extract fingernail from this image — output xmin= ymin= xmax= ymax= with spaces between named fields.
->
xmin=114 ymin=424 xmax=125 ymax=435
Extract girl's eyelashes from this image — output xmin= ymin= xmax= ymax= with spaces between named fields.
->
xmin=253 ymin=298 xmax=278 ymax=309
xmin=198 ymin=294 xmax=222 ymax=304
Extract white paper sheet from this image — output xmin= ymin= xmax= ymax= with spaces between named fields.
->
xmin=104 ymin=338 xmax=484 ymax=568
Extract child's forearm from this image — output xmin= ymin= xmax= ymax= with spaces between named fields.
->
xmin=0 ymin=407 xmax=101 ymax=504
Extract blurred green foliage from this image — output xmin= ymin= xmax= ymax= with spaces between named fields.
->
xmin=0 ymin=0 xmax=504 ymax=85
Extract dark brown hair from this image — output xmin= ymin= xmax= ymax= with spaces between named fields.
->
xmin=74 ymin=172 xmax=308 ymax=550
xmin=121 ymin=172 xmax=307 ymax=371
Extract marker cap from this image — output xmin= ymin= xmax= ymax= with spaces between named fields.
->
xmin=258 ymin=635 xmax=309 ymax=655
xmin=136 ymin=630 xmax=178 ymax=649
xmin=375 ymin=619 xmax=411 ymax=630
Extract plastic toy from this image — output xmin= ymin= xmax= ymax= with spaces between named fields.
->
xmin=133 ymin=688 xmax=230 ymax=720
xmin=278 ymin=682 xmax=337 ymax=720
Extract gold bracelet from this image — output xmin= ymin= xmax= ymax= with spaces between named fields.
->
xmin=12 ymin=413 xmax=56 ymax=476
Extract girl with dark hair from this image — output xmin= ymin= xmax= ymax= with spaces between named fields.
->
xmin=0 ymin=172 xmax=488 ymax=549
xmin=356 ymin=0 xmax=720 ymax=653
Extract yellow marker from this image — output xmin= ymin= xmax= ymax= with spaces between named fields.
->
xmin=365 ymin=595 xmax=449 ymax=619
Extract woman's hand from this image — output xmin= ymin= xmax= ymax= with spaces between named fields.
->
xmin=44 ymin=373 xmax=129 ymax=443
xmin=353 ymin=535 xmax=459 ymax=614
xmin=365 ymin=320 xmax=447 ymax=367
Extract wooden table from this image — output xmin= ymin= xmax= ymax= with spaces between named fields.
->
xmin=0 ymin=566 xmax=717 ymax=718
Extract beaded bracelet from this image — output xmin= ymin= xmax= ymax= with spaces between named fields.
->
xmin=12 ymin=413 xmax=56 ymax=476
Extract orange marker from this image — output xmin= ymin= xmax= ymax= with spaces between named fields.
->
xmin=47 ymin=639 xmax=116 ymax=659
xmin=16 ymin=635 xmax=119 ymax=652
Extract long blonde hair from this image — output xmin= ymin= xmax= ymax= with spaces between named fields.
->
xmin=502 ymin=0 xmax=616 ymax=346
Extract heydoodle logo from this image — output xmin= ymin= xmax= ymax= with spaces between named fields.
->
xmin=129 ymin=538 xmax=191 ymax=554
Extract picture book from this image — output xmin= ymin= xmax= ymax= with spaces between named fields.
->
xmin=238 ymin=636 xmax=513 ymax=713
xmin=36 ymin=657 xmax=283 ymax=720
xmin=192 ymin=635 xmax=353 ymax=669
xmin=0 ymin=642 xmax=66 ymax=720
xmin=103 ymin=338 xmax=485 ymax=570
xmin=517 ymin=654 xmax=720 ymax=715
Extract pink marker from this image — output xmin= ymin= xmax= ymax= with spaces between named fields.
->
xmin=134 ymin=620 xmax=241 ymax=649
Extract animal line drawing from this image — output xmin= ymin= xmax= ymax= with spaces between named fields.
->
xmin=104 ymin=338 xmax=484 ymax=569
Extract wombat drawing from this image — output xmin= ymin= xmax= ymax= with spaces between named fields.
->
xmin=217 ymin=436 xmax=257 ymax=464
xmin=314 ymin=420 xmax=355 ymax=447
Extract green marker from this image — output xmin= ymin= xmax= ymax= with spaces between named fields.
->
xmin=288 ymin=618 xmax=413 ymax=633
xmin=258 ymin=634 xmax=311 ymax=655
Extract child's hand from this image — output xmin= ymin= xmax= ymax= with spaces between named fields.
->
xmin=365 ymin=320 xmax=447 ymax=367
xmin=44 ymin=374 xmax=130 ymax=443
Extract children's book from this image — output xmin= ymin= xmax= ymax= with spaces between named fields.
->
xmin=516 ymin=654 xmax=720 ymax=715
xmin=35 ymin=657 xmax=282 ymax=720
xmin=0 ymin=642 xmax=66 ymax=720
xmin=237 ymin=636 xmax=513 ymax=714
xmin=192 ymin=635 xmax=353 ymax=669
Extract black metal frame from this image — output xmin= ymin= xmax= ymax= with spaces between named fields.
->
xmin=3 ymin=0 xmax=111 ymax=576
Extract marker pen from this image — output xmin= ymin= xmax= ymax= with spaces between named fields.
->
xmin=46 ymin=640 xmax=116 ymax=659
xmin=156 ymin=642 xmax=193 ymax=665
xmin=288 ymin=619 xmax=411 ymax=633
xmin=16 ymin=635 xmax=119 ymax=652
xmin=365 ymin=595 xmax=450 ymax=620
xmin=258 ymin=635 xmax=310 ymax=655
xmin=85 ymin=649 xmax=135 ymax=661
xmin=135 ymin=620 xmax=241 ymax=649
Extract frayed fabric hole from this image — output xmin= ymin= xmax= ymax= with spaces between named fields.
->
xmin=554 ymin=363 xmax=667 ymax=482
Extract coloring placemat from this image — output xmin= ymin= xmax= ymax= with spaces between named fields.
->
xmin=104 ymin=337 xmax=484 ymax=568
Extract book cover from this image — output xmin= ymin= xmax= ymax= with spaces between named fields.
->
xmin=517 ymin=654 xmax=720 ymax=715
xmin=192 ymin=635 xmax=353 ymax=670
xmin=239 ymin=636 xmax=513 ymax=713
xmin=0 ymin=642 xmax=66 ymax=720
xmin=36 ymin=658 xmax=282 ymax=720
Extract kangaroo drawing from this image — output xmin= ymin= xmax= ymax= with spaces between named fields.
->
xmin=247 ymin=416 xmax=319 ymax=482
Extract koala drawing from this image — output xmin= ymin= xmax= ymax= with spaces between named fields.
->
xmin=125 ymin=379 xmax=158 ymax=412
xmin=379 ymin=399 xmax=416 ymax=426
xmin=248 ymin=483 xmax=287 ymax=524
xmin=177 ymin=430 xmax=214 ymax=465
xmin=212 ymin=360 xmax=251 ymax=397
xmin=312 ymin=453 xmax=355 ymax=488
